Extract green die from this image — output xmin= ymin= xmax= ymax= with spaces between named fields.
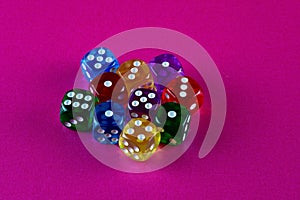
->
xmin=60 ymin=88 xmax=97 ymax=132
xmin=154 ymin=102 xmax=191 ymax=145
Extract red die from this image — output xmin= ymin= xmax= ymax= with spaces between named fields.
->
xmin=161 ymin=87 xmax=178 ymax=103
xmin=162 ymin=76 xmax=204 ymax=114
xmin=89 ymin=72 xmax=128 ymax=105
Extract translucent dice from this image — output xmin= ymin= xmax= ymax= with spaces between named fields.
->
xmin=60 ymin=89 xmax=98 ymax=132
xmin=81 ymin=47 xmax=119 ymax=82
xmin=116 ymin=59 xmax=155 ymax=94
xmin=93 ymin=101 xmax=125 ymax=144
xmin=155 ymin=102 xmax=191 ymax=145
xmin=119 ymin=118 xmax=161 ymax=161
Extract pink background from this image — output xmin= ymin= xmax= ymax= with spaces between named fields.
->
xmin=1 ymin=0 xmax=299 ymax=199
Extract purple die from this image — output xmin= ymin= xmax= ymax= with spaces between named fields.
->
xmin=149 ymin=54 xmax=184 ymax=85
xmin=154 ymin=83 xmax=166 ymax=99
xmin=128 ymin=88 xmax=160 ymax=121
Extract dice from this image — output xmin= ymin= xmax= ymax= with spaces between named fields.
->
xmin=160 ymin=85 xmax=178 ymax=103
xmin=128 ymin=88 xmax=160 ymax=120
xmin=81 ymin=47 xmax=119 ymax=82
xmin=89 ymin=72 xmax=128 ymax=105
xmin=92 ymin=119 xmax=111 ymax=144
xmin=149 ymin=54 xmax=184 ymax=85
xmin=60 ymin=89 xmax=97 ymax=131
xmin=162 ymin=76 xmax=204 ymax=114
xmin=94 ymin=101 xmax=125 ymax=144
xmin=92 ymin=121 xmax=120 ymax=145
xmin=116 ymin=59 xmax=155 ymax=94
xmin=119 ymin=118 xmax=161 ymax=161
xmin=61 ymin=50 xmax=205 ymax=161
xmin=154 ymin=102 xmax=191 ymax=145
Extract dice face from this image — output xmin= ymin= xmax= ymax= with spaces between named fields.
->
xmin=162 ymin=76 xmax=204 ymax=114
xmin=119 ymin=118 xmax=161 ymax=161
xmin=128 ymin=88 xmax=160 ymax=121
xmin=81 ymin=47 xmax=119 ymax=82
xmin=116 ymin=60 xmax=155 ymax=94
xmin=92 ymin=120 xmax=121 ymax=145
xmin=89 ymin=72 xmax=128 ymax=105
xmin=154 ymin=102 xmax=191 ymax=145
xmin=149 ymin=54 xmax=184 ymax=85
xmin=95 ymin=101 xmax=125 ymax=130
xmin=94 ymin=101 xmax=125 ymax=144
xmin=60 ymin=89 xmax=97 ymax=132
xmin=92 ymin=119 xmax=111 ymax=144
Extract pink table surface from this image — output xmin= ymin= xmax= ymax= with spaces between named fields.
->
xmin=1 ymin=0 xmax=299 ymax=199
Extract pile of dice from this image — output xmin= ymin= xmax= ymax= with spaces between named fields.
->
xmin=60 ymin=47 xmax=204 ymax=161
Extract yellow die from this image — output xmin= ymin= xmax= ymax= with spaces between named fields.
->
xmin=119 ymin=118 xmax=161 ymax=161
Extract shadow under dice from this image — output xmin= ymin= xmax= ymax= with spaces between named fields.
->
xmin=60 ymin=89 xmax=97 ymax=132
xmin=162 ymin=76 xmax=204 ymax=114
xmin=119 ymin=118 xmax=161 ymax=161
xmin=116 ymin=60 xmax=155 ymax=94
xmin=149 ymin=53 xmax=184 ymax=86
xmin=128 ymin=88 xmax=160 ymax=121
xmin=81 ymin=47 xmax=119 ymax=82
xmin=94 ymin=101 xmax=125 ymax=144
xmin=155 ymin=102 xmax=191 ymax=145
xmin=89 ymin=72 xmax=128 ymax=105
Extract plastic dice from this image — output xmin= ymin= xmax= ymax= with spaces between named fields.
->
xmin=162 ymin=76 xmax=204 ymax=114
xmin=128 ymin=88 xmax=160 ymax=120
xmin=60 ymin=89 xmax=98 ymax=131
xmin=119 ymin=118 xmax=161 ymax=161
xmin=154 ymin=102 xmax=191 ymax=145
xmin=61 ymin=49 xmax=205 ymax=162
xmin=94 ymin=101 xmax=125 ymax=144
xmin=92 ymin=118 xmax=111 ymax=144
xmin=116 ymin=59 xmax=155 ymax=94
xmin=149 ymin=53 xmax=184 ymax=85
xmin=81 ymin=47 xmax=119 ymax=82
xmin=89 ymin=72 xmax=128 ymax=105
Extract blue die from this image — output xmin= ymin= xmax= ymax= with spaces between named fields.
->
xmin=81 ymin=47 xmax=119 ymax=82
xmin=92 ymin=119 xmax=111 ymax=144
xmin=92 ymin=101 xmax=125 ymax=144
